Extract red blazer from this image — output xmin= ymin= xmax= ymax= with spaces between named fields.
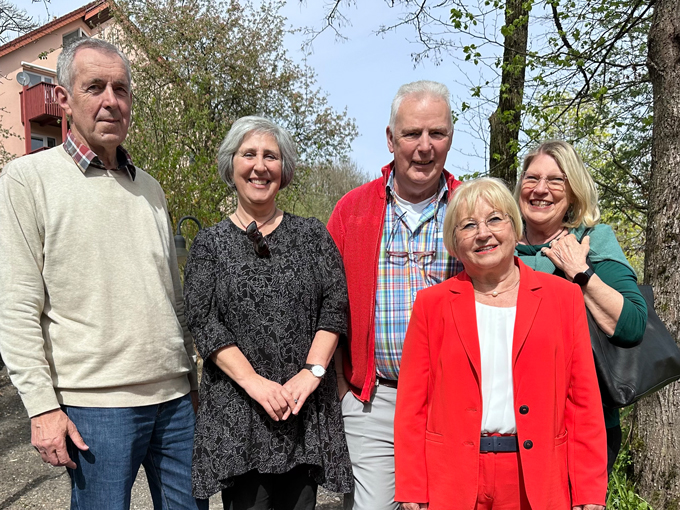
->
xmin=327 ymin=163 xmax=461 ymax=401
xmin=394 ymin=259 xmax=607 ymax=509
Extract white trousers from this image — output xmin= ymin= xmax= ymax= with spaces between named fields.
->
xmin=342 ymin=383 xmax=400 ymax=510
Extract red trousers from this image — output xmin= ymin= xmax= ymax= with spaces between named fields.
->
xmin=474 ymin=451 xmax=532 ymax=509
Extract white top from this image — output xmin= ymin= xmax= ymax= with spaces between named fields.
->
xmin=476 ymin=301 xmax=517 ymax=434
xmin=392 ymin=191 xmax=434 ymax=231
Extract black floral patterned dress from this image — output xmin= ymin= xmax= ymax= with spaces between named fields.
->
xmin=184 ymin=213 xmax=353 ymax=499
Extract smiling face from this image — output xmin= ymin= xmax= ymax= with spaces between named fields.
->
xmin=519 ymin=153 xmax=572 ymax=237
xmin=455 ymin=198 xmax=517 ymax=277
xmin=386 ymin=95 xmax=453 ymax=202
xmin=232 ymin=131 xmax=282 ymax=210
xmin=56 ymin=48 xmax=131 ymax=165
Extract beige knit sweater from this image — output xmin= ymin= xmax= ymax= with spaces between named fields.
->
xmin=0 ymin=146 xmax=198 ymax=417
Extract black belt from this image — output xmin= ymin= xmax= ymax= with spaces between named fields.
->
xmin=376 ymin=376 xmax=398 ymax=389
xmin=479 ymin=435 xmax=518 ymax=453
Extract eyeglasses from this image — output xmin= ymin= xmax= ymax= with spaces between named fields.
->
xmin=521 ymin=173 xmax=568 ymax=191
xmin=245 ymin=221 xmax=270 ymax=257
xmin=387 ymin=248 xmax=436 ymax=266
xmin=455 ymin=212 xmax=512 ymax=239
xmin=386 ymin=210 xmax=437 ymax=268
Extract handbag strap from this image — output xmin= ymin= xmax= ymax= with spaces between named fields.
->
xmin=578 ymin=227 xmax=595 ymax=270
xmin=580 ymin=227 xmax=593 ymax=243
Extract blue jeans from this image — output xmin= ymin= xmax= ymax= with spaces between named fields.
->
xmin=63 ymin=394 xmax=208 ymax=510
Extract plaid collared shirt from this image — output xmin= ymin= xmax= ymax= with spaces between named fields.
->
xmin=374 ymin=172 xmax=463 ymax=380
xmin=63 ymin=130 xmax=137 ymax=180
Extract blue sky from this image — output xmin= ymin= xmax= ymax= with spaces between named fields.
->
xmin=23 ymin=0 xmax=489 ymax=179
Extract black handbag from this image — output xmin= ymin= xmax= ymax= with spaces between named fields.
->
xmin=586 ymin=270 xmax=680 ymax=408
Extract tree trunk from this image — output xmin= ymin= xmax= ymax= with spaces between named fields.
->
xmin=632 ymin=0 xmax=680 ymax=506
xmin=488 ymin=0 xmax=529 ymax=189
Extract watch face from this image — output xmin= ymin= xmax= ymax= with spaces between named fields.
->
xmin=311 ymin=365 xmax=325 ymax=377
xmin=573 ymin=270 xmax=591 ymax=286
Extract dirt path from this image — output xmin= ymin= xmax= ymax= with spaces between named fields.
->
xmin=0 ymin=369 xmax=343 ymax=509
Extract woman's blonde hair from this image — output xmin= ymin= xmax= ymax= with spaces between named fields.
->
xmin=514 ymin=140 xmax=600 ymax=228
xmin=444 ymin=177 xmax=522 ymax=258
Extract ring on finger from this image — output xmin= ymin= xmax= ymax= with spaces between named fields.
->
xmin=294 ymin=398 xmax=299 ymax=404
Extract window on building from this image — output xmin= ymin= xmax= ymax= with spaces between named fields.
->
xmin=30 ymin=136 xmax=43 ymax=152
xmin=25 ymin=71 xmax=54 ymax=87
xmin=63 ymin=28 xmax=87 ymax=48
xmin=31 ymin=135 xmax=57 ymax=151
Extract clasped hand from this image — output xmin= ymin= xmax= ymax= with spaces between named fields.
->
xmin=541 ymin=234 xmax=591 ymax=280
xmin=243 ymin=369 xmax=321 ymax=421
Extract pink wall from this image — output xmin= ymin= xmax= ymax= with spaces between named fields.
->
xmin=0 ymin=18 xmax=111 ymax=158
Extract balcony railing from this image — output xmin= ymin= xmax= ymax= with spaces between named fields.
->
xmin=20 ymin=82 xmax=62 ymax=124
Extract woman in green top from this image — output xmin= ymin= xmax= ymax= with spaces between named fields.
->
xmin=514 ymin=140 xmax=646 ymax=475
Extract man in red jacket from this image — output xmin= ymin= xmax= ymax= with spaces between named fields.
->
xmin=327 ymin=80 xmax=463 ymax=510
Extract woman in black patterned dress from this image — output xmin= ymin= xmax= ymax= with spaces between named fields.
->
xmin=184 ymin=116 xmax=353 ymax=509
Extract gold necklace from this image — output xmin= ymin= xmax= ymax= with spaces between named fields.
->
xmin=474 ymin=278 xmax=520 ymax=298
xmin=234 ymin=207 xmax=278 ymax=230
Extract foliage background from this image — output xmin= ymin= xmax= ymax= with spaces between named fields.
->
xmin=112 ymin=0 xmax=361 ymax=234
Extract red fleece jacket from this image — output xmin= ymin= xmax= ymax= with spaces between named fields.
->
xmin=327 ymin=163 xmax=461 ymax=401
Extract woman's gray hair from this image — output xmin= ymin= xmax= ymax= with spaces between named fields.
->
xmin=389 ymin=80 xmax=453 ymax=132
xmin=514 ymin=140 xmax=600 ymax=228
xmin=217 ymin=116 xmax=296 ymax=190
xmin=57 ymin=38 xmax=131 ymax=94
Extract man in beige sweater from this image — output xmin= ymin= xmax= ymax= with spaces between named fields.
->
xmin=0 ymin=38 xmax=207 ymax=509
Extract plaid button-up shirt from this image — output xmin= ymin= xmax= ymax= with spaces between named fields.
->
xmin=374 ymin=172 xmax=463 ymax=380
xmin=63 ymin=131 xmax=136 ymax=180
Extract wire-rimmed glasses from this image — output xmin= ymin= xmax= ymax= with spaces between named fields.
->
xmin=520 ymin=173 xmax=568 ymax=191
xmin=455 ymin=212 xmax=512 ymax=240
xmin=387 ymin=247 xmax=436 ymax=267
xmin=386 ymin=210 xmax=437 ymax=269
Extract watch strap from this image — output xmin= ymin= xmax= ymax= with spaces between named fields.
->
xmin=573 ymin=267 xmax=595 ymax=286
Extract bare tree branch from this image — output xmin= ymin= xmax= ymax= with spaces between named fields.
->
xmin=0 ymin=0 xmax=38 ymax=44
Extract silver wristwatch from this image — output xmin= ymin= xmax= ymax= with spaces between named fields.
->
xmin=304 ymin=363 xmax=326 ymax=378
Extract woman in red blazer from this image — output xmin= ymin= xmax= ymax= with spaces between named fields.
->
xmin=394 ymin=178 xmax=607 ymax=510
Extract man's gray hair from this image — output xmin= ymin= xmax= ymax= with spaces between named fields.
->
xmin=57 ymin=38 xmax=132 ymax=94
xmin=389 ymin=80 xmax=453 ymax=132
xmin=217 ymin=116 xmax=297 ymax=190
